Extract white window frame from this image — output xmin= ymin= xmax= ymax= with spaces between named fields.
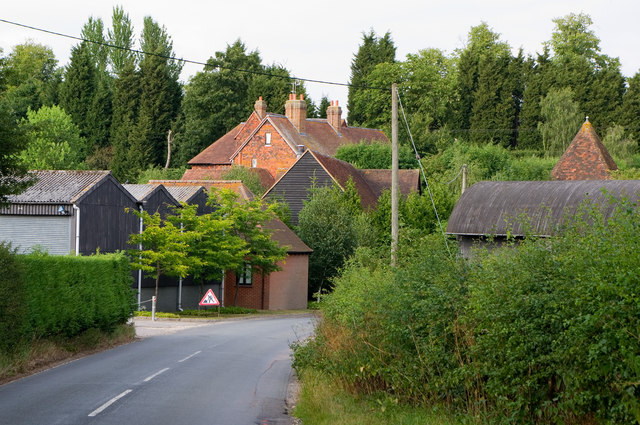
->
xmin=265 ymin=132 xmax=272 ymax=146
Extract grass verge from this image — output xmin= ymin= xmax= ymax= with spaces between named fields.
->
xmin=293 ymin=369 xmax=486 ymax=425
xmin=0 ymin=324 xmax=135 ymax=385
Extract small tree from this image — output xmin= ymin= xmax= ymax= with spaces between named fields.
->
xmin=127 ymin=208 xmax=188 ymax=301
xmin=207 ymin=189 xmax=288 ymax=307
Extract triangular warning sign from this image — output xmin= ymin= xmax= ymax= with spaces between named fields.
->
xmin=199 ymin=289 xmax=220 ymax=306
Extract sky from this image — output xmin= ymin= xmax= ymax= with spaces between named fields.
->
xmin=1 ymin=0 xmax=639 ymax=118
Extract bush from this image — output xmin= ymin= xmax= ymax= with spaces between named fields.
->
xmin=0 ymin=243 xmax=30 ymax=354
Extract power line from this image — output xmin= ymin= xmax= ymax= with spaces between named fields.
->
xmin=0 ymin=18 xmax=388 ymax=91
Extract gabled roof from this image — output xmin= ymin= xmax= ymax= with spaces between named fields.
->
xmin=163 ymin=185 xmax=205 ymax=204
xmin=446 ymin=180 xmax=640 ymax=237
xmin=309 ymin=151 xmax=380 ymax=209
xmin=266 ymin=218 xmax=312 ymax=254
xmin=174 ymin=180 xmax=255 ymax=201
xmin=189 ymin=112 xmax=388 ymax=168
xmin=123 ymin=184 xmax=180 ymax=206
xmin=552 ymin=120 xmax=617 ymax=180
xmin=7 ymin=170 xmax=120 ymax=204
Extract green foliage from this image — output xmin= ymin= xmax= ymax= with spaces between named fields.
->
xmin=296 ymin=197 xmax=640 ymax=423
xmin=602 ymin=124 xmax=637 ymax=162
xmin=297 ymin=183 xmax=361 ymax=298
xmin=179 ymin=306 xmax=257 ymax=316
xmin=538 ymin=87 xmax=582 ymax=156
xmin=0 ymin=98 xmax=33 ymax=206
xmin=18 ymin=252 xmax=134 ymax=337
xmin=0 ymin=243 xmax=29 ymax=354
xmin=19 ymin=105 xmax=87 ymax=169
xmin=348 ymin=30 xmax=396 ymax=127
xmin=109 ymin=61 xmax=140 ymax=182
xmin=135 ymin=166 xmax=186 ymax=183
xmin=335 ymin=141 xmax=417 ymax=169
xmin=221 ymin=165 xmax=267 ymax=197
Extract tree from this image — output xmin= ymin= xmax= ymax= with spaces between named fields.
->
xmin=0 ymin=99 xmax=33 ymax=206
xmin=207 ymin=189 xmax=287 ymax=306
xmin=127 ymin=208 xmax=189 ymax=301
xmin=109 ymin=61 xmax=140 ymax=182
xmin=1 ymin=41 xmax=60 ymax=118
xmin=129 ymin=16 xmax=183 ymax=170
xmin=347 ymin=30 xmax=396 ymax=127
xmin=59 ymin=41 xmax=96 ymax=156
xmin=221 ymin=165 xmax=267 ymax=197
xmin=335 ymin=141 xmax=416 ymax=169
xmin=618 ymin=71 xmax=640 ymax=146
xmin=18 ymin=105 xmax=86 ymax=169
xmin=538 ymin=87 xmax=582 ymax=156
xmin=166 ymin=204 xmax=247 ymax=298
xmin=297 ymin=182 xmax=360 ymax=298
xmin=107 ymin=6 xmax=136 ymax=76
xmin=518 ymin=48 xmax=553 ymax=150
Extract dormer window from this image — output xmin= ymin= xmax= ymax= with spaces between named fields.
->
xmin=265 ymin=132 xmax=272 ymax=146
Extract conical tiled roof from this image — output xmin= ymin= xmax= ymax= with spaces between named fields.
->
xmin=551 ymin=119 xmax=617 ymax=180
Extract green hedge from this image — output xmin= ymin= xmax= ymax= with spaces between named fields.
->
xmin=0 ymin=243 xmax=30 ymax=354
xmin=18 ymin=252 xmax=134 ymax=338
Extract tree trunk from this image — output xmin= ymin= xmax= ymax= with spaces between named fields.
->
xmin=233 ymin=273 xmax=239 ymax=306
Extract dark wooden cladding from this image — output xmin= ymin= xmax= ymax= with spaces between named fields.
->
xmin=446 ymin=180 xmax=640 ymax=237
xmin=264 ymin=153 xmax=335 ymax=224
xmin=78 ymin=178 xmax=138 ymax=255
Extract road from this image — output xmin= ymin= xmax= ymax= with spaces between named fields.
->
xmin=0 ymin=315 xmax=315 ymax=425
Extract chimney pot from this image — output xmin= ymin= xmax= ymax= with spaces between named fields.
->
xmin=327 ymin=100 xmax=342 ymax=134
xmin=254 ymin=96 xmax=267 ymax=118
xmin=285 ymin=93 xmax=307 ymax=134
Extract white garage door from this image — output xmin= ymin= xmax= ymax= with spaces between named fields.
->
xmin=0 ymin=216 xmax=72 ymax=255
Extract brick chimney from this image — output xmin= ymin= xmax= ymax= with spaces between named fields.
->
xmin=327 ymin=100 xmax=342 ymax=134
xmin=285 ymin=94 xmax=306 ymax=134
xmin=254 ymin=96 xmax=267 ymax=118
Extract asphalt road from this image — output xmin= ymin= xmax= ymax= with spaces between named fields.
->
xmin=0 ymin=315 xmax=315 ymax=425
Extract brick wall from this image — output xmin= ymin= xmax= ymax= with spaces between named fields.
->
xmin=234 ymin=122 xmax=298 ymax=178
xmin=223 ymin=269 xmax=271 ymax=310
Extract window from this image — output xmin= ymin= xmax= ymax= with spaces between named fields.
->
xmin=238 ymin=263 xmax=252 ymax=286
xmin=251 ymin=158 xmax=258 ymax=168
xmin=265 ymin=132 xmax=272 ymax=146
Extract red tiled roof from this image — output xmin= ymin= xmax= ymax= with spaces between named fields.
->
xmin=310 ymin=151 xmax=380 ymax=209
xmin=551 ymin=120 xmax=617 ymax=180
xmin=188 ymin=124 xmax=244 ymax=165
xmin=359 ymin=169 xmax=421 ymax=198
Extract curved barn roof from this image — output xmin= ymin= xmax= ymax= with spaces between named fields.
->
xmin=446 ymin=180 xmax=640 ymax=237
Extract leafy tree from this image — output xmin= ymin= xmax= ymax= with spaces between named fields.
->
xmin=18 ymin=105 xmax=86 ymax=169
xmin=1 ymin=41 xmax=60 ymax=118
xmin=518 ymin=48 xmax=553 ymax=150
xmin=347 ymin=30 xmax=396 ymax=127
xmin=127 ymin=208 xmax=189 ymax=301
xmin=297 ymin=183 xmax=360 ymax=298
xmin=207 ymin=189 xmax=288 ymax=306
xmin=538 ymin=87 xmax=582 ymax=156
xmin=81 ymin=17 xmax=108 ymax=74
xmin=602 ymin=124 xmax=636 ymax=161
xmin=0 ymin=99 xmax=33 ymax=206
xmin=166 ymin=204 xmax=247 ymax=297
xmin=174 ymin=40 xmax=301 ymax=166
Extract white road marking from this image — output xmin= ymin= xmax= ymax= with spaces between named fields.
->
xmin=178 ymin=350 xmax=202 ymax=363
xmin=143 ymin=367 xmax=170 ymax=382
xmin=88 ymin=389 xmax=132 ymax=417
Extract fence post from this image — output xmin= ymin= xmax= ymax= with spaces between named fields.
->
xmin=152 ymin=296 xmax=157 ymax=321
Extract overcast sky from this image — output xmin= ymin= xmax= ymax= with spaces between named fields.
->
xmin=2 ymin=0 xmax=639 ymax=118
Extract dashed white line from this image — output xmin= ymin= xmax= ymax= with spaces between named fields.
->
xmin=143 ymin=367 xmax=170 ymax=382
xmin=88 ymin=389 xmax=132 ymax=417
xmin=178 ymin=350 xmax=202 ymax=363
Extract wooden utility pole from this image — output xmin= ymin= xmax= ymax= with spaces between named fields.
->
xmin=391 ymin=83 xmax=399 ymax=265
xmin=461 ymin=164 xmax=467 ymax=194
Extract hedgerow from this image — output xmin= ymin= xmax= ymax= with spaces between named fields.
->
xmin=294 ymin=198 xmax=640 ymax=424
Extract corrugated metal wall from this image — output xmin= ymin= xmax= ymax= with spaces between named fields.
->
xmin=0 ymin=215 xmax=72 ymax=255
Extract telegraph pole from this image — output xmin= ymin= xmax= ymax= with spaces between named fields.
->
xmin=391 ymin=83 xmax=399 ymax=265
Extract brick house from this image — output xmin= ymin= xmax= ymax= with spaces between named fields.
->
xmin=184 ymin=95 xmax=389 ymax=182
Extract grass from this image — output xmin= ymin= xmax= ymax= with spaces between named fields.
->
xmin=293 ymin=369 xmax=486 ymax=425
xmin=0 ymin=324 xmax=135 ymax=384
xmin=133 ymin=307 xmax=311 ymax=319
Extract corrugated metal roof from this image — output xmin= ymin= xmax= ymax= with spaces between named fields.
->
xmin=6 ymin=170 xmax=111 ymax=204
xmin=446 ymin=180 xmax=640 ymax=237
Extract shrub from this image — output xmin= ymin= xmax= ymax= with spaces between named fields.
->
xmin=0 ymin=242 xmax=30 ymax=354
